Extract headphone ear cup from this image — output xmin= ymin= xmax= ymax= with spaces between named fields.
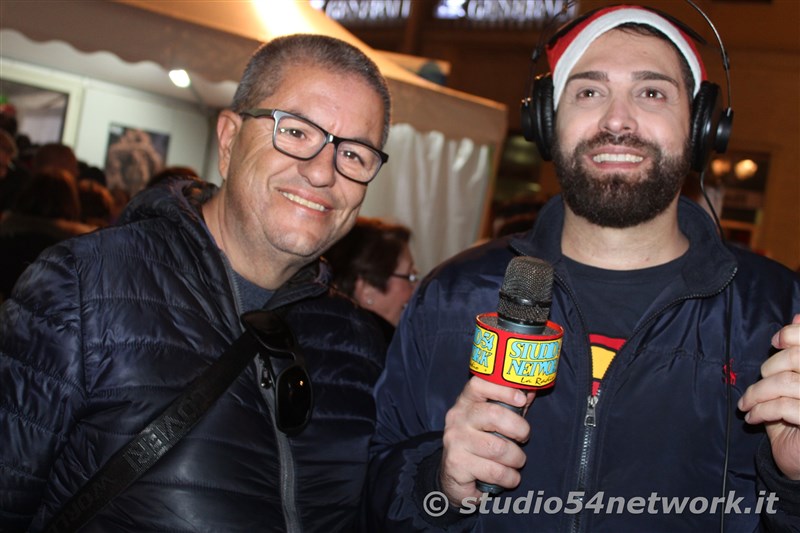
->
xmin=531 ymin=74 xmax=555 ymax=161
xmin=690 ymin=81 xmax=724 ymax=172
xmin=520 ymin=96 xmax=536 ymax=144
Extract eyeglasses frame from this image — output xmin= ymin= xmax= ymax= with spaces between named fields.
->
xmin=239 ymin=108 xmax=389 ymax=184
xmin=391 ymin=272 xmax=419 ymax=283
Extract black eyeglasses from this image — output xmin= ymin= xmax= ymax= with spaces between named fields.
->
xmin=239 ymin=108 xmax=389 ymax=184
xmin=391 ymin=271 xmax=419 ymax=283
xmin=240 ymin=310 xmax=313 ymax=435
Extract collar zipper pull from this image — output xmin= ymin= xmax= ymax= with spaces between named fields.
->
xmin=585 ymin=394 xmax=598 ymax=427
xmin=260 ymin=358 xmax=273 ymax=388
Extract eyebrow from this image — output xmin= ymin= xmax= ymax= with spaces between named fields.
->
xmin=566 ymin=70 xmax=680 ymax=89
xmin=287 ymin=109 xmax=379 ymax=149
xmin=566 ymin=71 xmax=607 ymax=83
xmin=632 ymin=70 xmax=680 ymax=88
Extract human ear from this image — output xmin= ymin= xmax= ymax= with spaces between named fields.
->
xmin=354 ymin=278 xmax=376 ymax=307
xmin=216 ymin=110 xmax=241 ymax=182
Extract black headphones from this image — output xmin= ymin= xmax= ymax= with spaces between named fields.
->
xmin=520 ymin=2 xmax=734 ymax=173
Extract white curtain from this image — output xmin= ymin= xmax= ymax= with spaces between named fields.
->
xmin=361 ymin=123 xmax=494 ymax=276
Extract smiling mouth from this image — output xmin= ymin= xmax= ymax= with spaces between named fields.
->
xmin=592 ymin=153 xmax=644 ymax=163
xmin=281 ymin=192 xmax=327 ymax=212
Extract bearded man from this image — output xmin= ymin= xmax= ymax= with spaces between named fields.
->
xmin=364 ymin=5 xmax=800 ymax=532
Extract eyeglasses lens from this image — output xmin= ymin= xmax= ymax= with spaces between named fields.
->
xmin=274 ymin=114 xmax=381 ymax=183
xmin=241 ymin=310 xmax=313 ymax=435
xmin=276 ymin=365 xmax=312 ymax=434
xmin=274 ymin=114 xmax=324 ymax=158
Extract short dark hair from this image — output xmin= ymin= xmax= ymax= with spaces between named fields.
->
xmin=232 ymin=34 xmax=392 ymax=147
xmin=13 ymin=169 xmax=81 ymax=221
xmin=78 ymin=179 xmax=115 ymax=226
xmin=32 ymin=143 xmax=79 ymax=178
xmin=147 ymin=166 xmax=201 ymax=189
xmin=324 ymin=217 xmax=411 ymax=296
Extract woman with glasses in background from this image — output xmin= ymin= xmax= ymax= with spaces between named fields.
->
xmin=325 ymin=217 xmax=417 ymax=343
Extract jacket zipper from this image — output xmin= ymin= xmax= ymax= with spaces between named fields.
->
xmin=221 ymin=254 xmax=305 ymax=533
xmin=564 ymin=266 xmax=738 ymax=533
xmin=570 ymin=394 xmax=598 ymax=533
xmin=549 ymin=268 xmax=597 ymax=533
xmin=258 ymin=357 xmax=302 ymax=533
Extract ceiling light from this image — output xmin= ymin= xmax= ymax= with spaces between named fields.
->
xmin=711 ymin=157 xmax=731 ymax=177
xmin=734 ymin=159 xmax=758 ymax=180
xmin=169 ymin=69 xmax=191 ymax=88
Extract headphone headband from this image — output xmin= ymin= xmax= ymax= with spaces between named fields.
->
xmin=520 ymin=2 xmax=733 ymax=172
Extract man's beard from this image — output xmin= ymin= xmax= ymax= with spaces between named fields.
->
xmin=553 ymin=132 xmax=691 ymax=228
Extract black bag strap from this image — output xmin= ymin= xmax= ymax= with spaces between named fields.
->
xmin=43 ymin=330 xmax=261 ymax=533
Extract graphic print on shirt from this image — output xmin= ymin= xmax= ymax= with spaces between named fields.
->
xmin=589 ymin=333 xmax=625 ymax=396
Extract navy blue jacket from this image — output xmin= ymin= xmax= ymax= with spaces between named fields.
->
xmin=366 ymin=196 xmax=800 ymax=532
xmin=0 ymin=180 xmax=386 ymax=532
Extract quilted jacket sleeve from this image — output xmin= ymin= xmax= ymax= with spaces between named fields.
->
xmin=0 ymin=243 xmax=88 ymax=531
xmin=756 ymin=438 xmax=800 ymax=531
xmin=364 ymin=298 xmax=454 ymax=532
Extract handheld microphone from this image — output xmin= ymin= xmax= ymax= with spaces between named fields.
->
xmin=469 ymin=256 xmax=563 ymax=495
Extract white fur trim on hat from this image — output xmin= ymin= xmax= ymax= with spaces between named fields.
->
xmin=551 ymin=8 xmax=704 ymax=109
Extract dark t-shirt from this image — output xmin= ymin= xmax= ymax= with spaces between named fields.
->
xmin=233 ymin=269 xmax=273 ymax=312
xmin=563 ymin=253 xmax=687 ymax=395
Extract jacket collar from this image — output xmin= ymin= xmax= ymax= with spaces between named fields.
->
xmin=510 ymin=194 xmax=737 ymax=297
xmin=121 ymin=179 xmax=330 ymax=310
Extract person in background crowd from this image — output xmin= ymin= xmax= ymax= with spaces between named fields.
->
xmin=0 ymin=102 xmax=18 ymax=138
xmin=324 ymin=217 xmax=417 ymax=342
xmin=13 ymin=134 xmax=35 ymax=172
xmin=0 ymin=130 xmax=16 ymax=183
xmin=77 ymin=178 xmax=115 ymax=228
xmin=0 ymin=169 xmax=95 ymax=301
xmin=147 ymin=165 xmax=202 ymax=189
xmin=31 ymin=142 xmax=80 ymax=180
xmin=108 ymin=185 xmax=131 ymax=223
xmin=0 ymin=33 xmax=391 ymax=532
xmin=78 ymin=161 xmax=108 ymax=187
xmin=0 ymin=129 xmax=29 ymax=213
xmin=365 ymin=5 xmax=800 ymax=531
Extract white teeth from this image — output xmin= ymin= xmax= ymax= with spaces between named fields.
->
xmin=593 ymin=153 xmax=643 ymax=163
xmin=281 ymin=192 xmax=326 ymax=212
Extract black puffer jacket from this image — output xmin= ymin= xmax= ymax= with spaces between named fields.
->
xmin=0 ymin=180 xmax=386 ymax=532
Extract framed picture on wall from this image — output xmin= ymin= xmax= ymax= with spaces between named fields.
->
xmin=104 ymin=123 xmax=169 ymax=196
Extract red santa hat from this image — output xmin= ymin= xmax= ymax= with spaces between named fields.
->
xmin=546 ymin=5 xmax=707 ymax=109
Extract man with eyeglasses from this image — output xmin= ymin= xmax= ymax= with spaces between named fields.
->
xmin=0 ymin=35 xmax=391 ymax=532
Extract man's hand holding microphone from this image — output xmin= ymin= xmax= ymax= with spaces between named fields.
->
xmin=439 ymin=256 xmax=563 ymax=506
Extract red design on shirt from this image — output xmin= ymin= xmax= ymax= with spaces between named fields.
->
xmin=589 ymin=333 xmax=626 ymax=396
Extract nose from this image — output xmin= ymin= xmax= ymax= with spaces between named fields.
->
xmin=600 ymin=94 xmax=637 ymax=135
xmin=297 ymin=143 xmax=337 ymax=187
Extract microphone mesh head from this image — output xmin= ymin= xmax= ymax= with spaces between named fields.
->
xmin=498 ymin=256 xmax=553 ymax=325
